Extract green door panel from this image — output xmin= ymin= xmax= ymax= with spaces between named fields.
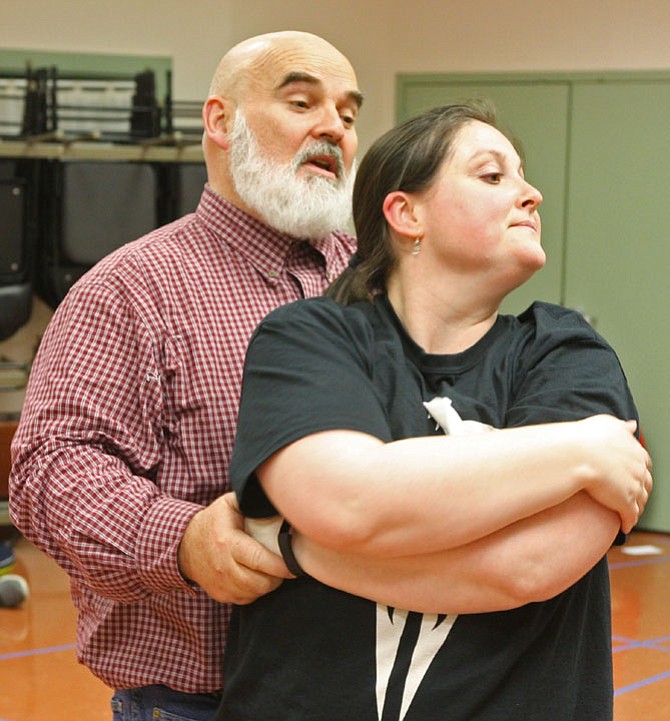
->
xmin=565 ymin=80 xmax=670 ymax=532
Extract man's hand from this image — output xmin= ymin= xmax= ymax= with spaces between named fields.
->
xmin=177 ymin=492 xmax=293 ymax=604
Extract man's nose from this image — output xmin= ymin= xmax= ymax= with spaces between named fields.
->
xmin=311 ymin=104 xmax=346 ymax=144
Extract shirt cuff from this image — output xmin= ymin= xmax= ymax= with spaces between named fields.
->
xmin=135 ymin=495 xmax=204 ymax=594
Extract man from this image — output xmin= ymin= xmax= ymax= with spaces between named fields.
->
xmin=9 ymin=31 xmax=361 ymax=720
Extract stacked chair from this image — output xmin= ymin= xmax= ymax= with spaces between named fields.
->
xmin=0 ymin=62 xmax=207 ymax=311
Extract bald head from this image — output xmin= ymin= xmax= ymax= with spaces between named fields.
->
xmin=208 ymin=31 xmax=358 ymax=103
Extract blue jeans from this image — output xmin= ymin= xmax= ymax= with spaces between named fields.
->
xmin=110 ymin=685 xmax=222 ymax=721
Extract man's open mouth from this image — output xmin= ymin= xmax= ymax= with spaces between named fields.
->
xmin=303 ymin=154 xmax=339 ymax=177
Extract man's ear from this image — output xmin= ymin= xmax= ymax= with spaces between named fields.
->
xmin=382 ymin=191 xmax=421 ymax=239
xmin=202 ymin=96 xmax=235 ymax=150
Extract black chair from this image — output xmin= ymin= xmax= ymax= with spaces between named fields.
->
xmin=159 ymin=161 xmax=207 ymax=223
xmin=0 ymin=160 xmax=35 ymax=397
xmin=0 ymin=161 xmax=33 ymax=339
xmin=37 ymin=159 xmax=160 ymax=307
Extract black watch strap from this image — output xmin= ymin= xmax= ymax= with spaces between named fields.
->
xmin=278 ymin=519 xmax=311 ymax=579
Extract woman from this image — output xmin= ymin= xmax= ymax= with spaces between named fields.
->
xmin=214 ymin=103 xmax=652 ymax=720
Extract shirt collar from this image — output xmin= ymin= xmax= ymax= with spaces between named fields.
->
xmin=196 ymin=185 xmax=352 ymax=285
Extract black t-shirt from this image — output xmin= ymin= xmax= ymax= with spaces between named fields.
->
xmin=218 ymin=295 xmax=637 ymax=721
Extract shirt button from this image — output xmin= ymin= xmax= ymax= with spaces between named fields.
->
xmin=268 ymin=269 xmax=278 ymax=278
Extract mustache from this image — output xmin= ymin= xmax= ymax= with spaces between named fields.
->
xmin=292 ymin=141 xmax=346 ymax=180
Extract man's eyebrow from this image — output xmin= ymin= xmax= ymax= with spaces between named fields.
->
xmin=276 ymin=71 xmax=319 ymax=90
xmin=276 ymin=71 xmax=364 ymax=108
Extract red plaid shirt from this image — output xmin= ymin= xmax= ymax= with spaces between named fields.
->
xmin=10 ymin=186 xmax=355 ymax=692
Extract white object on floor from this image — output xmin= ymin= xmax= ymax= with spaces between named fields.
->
xmin=620 ymin=544 xmax=664 ymax=556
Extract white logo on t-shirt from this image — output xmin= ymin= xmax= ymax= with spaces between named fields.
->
xmin=375 ymin=605 xmax=458 ymax=720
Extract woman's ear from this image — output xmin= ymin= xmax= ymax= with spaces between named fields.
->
xmin=382 ymin=191 xmax=422 ymax=239
xmin=202 ymin=96 xmax=235 ymax=150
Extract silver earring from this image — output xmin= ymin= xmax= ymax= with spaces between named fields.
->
xmin=412 ymin=235 xmax=422 ymax=256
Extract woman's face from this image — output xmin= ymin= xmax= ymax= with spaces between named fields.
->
xmin=414 ymin=119 xmax=545 ymax=285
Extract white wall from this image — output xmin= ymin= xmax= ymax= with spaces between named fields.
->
xmin=3 ymin=0 xmax=670 ymax=152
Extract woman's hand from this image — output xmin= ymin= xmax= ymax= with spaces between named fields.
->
xmin=573 ymin=415 xmax=652 ymax=532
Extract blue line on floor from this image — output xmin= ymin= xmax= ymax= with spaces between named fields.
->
xmin=609 ymin=556 xmax=670 ymax=570
xmin=615 ymin=668 xmax=670 ymax=696
xmin=613 ymin=634 xmax=670 ymax=643
xmin=613 ymin=635 xmax=670 ymax=653
xmin=0 ymin=642 xmax=75 ymax=661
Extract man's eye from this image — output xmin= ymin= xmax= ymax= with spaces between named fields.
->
xmin=291 ymin=100 xmax=309 ymax=109
xmin=341 ymin=114 xmax=355 ymax=127
xmin=483 ymin=173 xmax=502 ymax=184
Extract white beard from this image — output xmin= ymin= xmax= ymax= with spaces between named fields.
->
xmin=228 ymin=111 xmax=356 ymax=240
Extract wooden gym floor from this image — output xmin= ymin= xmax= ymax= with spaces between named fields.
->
xmin=1 ymin=530 xmax=669 ymax=720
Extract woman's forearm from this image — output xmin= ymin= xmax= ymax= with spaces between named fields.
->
xmin=260 ymin=416 xmax=647 ymax=557
xmin=291 ymin=492 xmax=619 ymax=614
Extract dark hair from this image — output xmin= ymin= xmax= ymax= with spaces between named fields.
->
xmin=327 ymin=101 xmax=503 ymax=304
